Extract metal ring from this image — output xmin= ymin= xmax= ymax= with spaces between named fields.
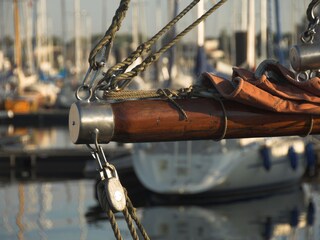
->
xmin=296 ymin=71 xmax=310 ymax=82
xmin=301 ymin=31 xmax=315 ymax=44
xmin=309 ymin=70 xmax=319 ymax=79
xmin=75 ymin=85 xmax=93 ymax=101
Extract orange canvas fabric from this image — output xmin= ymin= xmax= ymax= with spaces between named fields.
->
xmin=203 ymin=60 xmax=320 ymax=114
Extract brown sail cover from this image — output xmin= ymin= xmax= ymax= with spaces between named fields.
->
xmin=203 ymin=60 xmax=320 ymax=114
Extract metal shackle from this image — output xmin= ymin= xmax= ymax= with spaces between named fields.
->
xmin=69 ymin=101 xmax=114 ymax=144
xmin=290 ymin=43 xmax=320 ymax=72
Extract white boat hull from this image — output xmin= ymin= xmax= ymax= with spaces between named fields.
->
xmin=132 ymin=137 xmax=311 ymax=194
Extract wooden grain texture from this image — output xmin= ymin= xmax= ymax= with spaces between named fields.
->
xmin=110 ymin=98 xmax=320 ymax=142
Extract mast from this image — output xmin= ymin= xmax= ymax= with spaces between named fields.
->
xmin=274 ymin=0 xmax=285 ymax=64
xmin=235 ymin=0 xmax=248 ymax=66
xmin=13 ymin=0 xmax=22 ymax=70
xmin=267 ymin=0 xmax=273 ymax=58
xmin=24 ymin=0 xmax=35 ymax=73
xmin=0 ymin=1 xmax=4 ymax=71
xmin=36 ymin=0 xmax=42 ymax=66
xmin=195 ymin=0 xmax=207 ymax=76
xmin=241 ymin=0 xmax=248 ymax=31
xmin=247 ymin=0 xmax=255 ymax=69
xmin=36 ymin=0 xmax=48 ymax=64
xmin=166 ymin=0 xmax=178 ymax=86
xmin=61 ymin=0 xmax=67 ymax=72
xmin=13 ymin=0 xmax=23 ymax=94
xmin=74 ymin=0 xmax=81 ymax=77
xmin=32 ymin=0 xmax=38 ymax=69
xmin=260 ymin=0 xmax=267 ymax=61
xmin=85 ymin=12 xmax=92 ymax=68
xmin=48 ymin=18 xmax=54 ymax=68
xmin=197 ymin=0 xmax=205 ymax=48
xmin=132 ymin=0 xmax=139 ymax=50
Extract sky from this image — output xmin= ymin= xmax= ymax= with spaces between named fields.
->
xmin=0 ymin=0 xmax=312 ymax=43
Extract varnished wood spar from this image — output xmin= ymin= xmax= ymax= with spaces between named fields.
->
xmin=111 ymin=98 xmax=320 ymax=142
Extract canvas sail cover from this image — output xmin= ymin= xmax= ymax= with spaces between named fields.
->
xmin=203 ymin=60 xmax=320 ymax=114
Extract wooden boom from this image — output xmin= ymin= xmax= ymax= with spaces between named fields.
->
xmin=69 ymin=98 xmax=319 ymax=144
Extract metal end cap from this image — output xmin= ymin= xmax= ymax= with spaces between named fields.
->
xmin=69 ymin=101 xmax=114 ymax=144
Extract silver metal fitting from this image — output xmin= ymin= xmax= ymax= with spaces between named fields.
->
xmin=69 ymin=101 xmax=114 ymax=144
xmin=290 ymin=44 xmax=320 ymax=72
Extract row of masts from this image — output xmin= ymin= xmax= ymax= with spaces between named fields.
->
xmin=170 ymin=0 xmax=293 ymax=73
xmin=1 ymin=0 xmax=305 ymax=82
xmin=2 ymin=0 xmax=91 ymax=76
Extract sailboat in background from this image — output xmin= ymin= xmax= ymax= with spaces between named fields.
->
xmin=3 ymin=0 xmax=61 ymax=113
xmin=131 ymin=0 xmax=315 ymax=198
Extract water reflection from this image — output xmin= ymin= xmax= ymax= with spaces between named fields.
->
xmin=0 ymin=180 xmax=122 ymax=240
xmin=1 ymin=179 xmax=319 ymax=240
xmin=140 ymin=186 xmax=316 ymax=240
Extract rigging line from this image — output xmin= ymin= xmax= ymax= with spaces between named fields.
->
xmin=103 ymin=0 xmax=202 ymax=80
xmin=111 ymin=0 xmax=228 ymax=87
xmin=88 ymin=0 xmax=130 ymax=69
xmin=124 ymin=188 xmax=150 ymax=240
xmin=106 ymin=209 xmax=124 ymax=240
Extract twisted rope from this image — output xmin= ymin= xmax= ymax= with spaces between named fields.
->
xmin=124 ymin=189 xmax=150 ymax=240
xmin=103 ymin=0 xmax=201 ymax=81
xmin=107 ymin=0 xmax=228 ymax=88
xmin=89 ymin=0 xmax=130 ymax=69
xmin=103 ymin=89 xmax=161 ymax=100
xmin=106 ymin=209 xmax=123 ymax=240
xmin=123 ymin=208 xmax=140 ymax=240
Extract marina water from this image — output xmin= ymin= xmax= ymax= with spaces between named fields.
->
xmin=1 ymin=127 xmax=320 ymax=240
xmin=1 ymin=178 xmax=320 ymax=239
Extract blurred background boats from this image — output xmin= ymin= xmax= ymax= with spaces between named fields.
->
xmin=1 ymin=0 xmax=320 ymax=239
xmin=0 ymin=0 xmax=308 ymax=111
